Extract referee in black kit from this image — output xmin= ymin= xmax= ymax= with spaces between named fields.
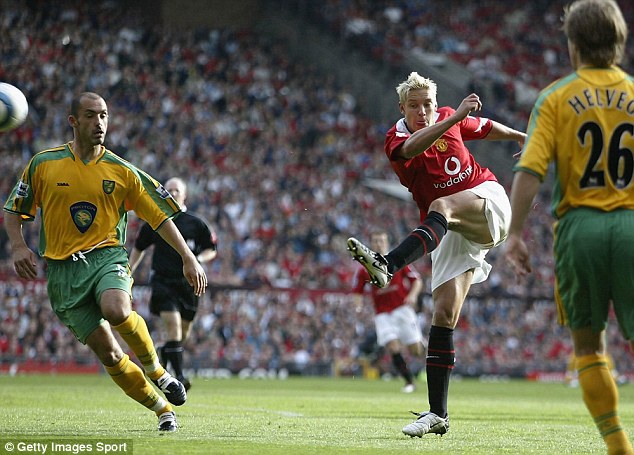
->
xmin=129 ymin=177 xmax=217 ymax=390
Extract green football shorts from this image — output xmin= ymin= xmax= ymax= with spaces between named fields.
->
xmin=46 ymin=247 xmax=133 ymax=344
xmin=554 ymin=207 xmax=634 ymax=339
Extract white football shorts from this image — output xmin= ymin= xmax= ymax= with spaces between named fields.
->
xmin=375 ymin=304 xmax=423 ymax=347
xmin=430 ymin=180 xmax=511 ymax=292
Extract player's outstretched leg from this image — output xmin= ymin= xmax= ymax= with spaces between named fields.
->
xmin=402 ymin=411 xmax=449 ymax=437
xmin=347 ymin=237 xmax=393 ymax=288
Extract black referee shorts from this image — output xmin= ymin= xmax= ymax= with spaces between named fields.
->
xmin=149 ymin=277 xmax=199 ymax=322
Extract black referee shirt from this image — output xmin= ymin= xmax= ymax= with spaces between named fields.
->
xmin=134 ymin=211 xmax=217 ymax=279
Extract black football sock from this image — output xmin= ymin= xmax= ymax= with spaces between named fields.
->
xmin=392 ymin=353 xmax=414 ymax=384
xmin=158 ymin=345 xmax=168 ymax=369
xmin=163 ymin=340 xmax=185 ymax=379
xmin=426 ymin=325 xmax=455 ymax=418
xmin=386 ymin=211 xmax=448 ymax=272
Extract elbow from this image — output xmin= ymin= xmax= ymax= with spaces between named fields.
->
xmin=399 ymin=143 xmax=418 ymax=159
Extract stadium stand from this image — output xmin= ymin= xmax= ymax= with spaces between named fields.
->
xmin=0 ymin=0 xmax=631 ymax=380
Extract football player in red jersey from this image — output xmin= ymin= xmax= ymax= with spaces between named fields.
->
xmin=351 ymin=231 xmax=424 ymax=393
xmin=347 ymin=72 xmax=525 ymax=437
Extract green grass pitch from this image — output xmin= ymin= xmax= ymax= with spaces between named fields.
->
xmin=1 ymin=374 xmax=632 ymax=454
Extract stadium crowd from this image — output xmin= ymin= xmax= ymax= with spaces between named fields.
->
xmin=0 ymin=0 xmax=631 ymax=379
xmin=301 ymin=0 xmax=634 ymax=129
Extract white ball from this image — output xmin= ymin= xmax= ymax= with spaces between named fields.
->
xmin=0 ymin=83 xmax=29 ymax=132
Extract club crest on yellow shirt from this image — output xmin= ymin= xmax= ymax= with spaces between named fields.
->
xmin=70 ymin=201 xmax=97 ymax=233
xmin=102 ymin=180 xmax=115 ymax=194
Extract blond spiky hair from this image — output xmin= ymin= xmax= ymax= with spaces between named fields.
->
xmin=396 ymin=72 xmax=437 ymax=104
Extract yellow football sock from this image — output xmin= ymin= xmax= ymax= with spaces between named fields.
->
xmin=112 ymin=311 xmax=165 ymax=381
xmin=577 ymin=354 xmax=633 ymax=455
xmin=105 ymin=354 xmax=172 ymax=415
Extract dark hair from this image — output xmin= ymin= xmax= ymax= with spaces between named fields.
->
xmin=70 ymin=92 xmax=103 ymax=117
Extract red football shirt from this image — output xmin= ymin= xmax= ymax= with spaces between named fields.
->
xmin=352 ymin=265 xmax=421 ymax=314
xmin=384 ymin=106 xmax=496 ymax=219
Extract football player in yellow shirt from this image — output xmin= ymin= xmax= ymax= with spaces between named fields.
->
xmin=505 ymin=1 xmax=634 ymax=453
xmin=3 ymin=92 xmax=207 ymax=432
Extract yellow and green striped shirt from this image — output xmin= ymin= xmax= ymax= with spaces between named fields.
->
xmin=3 ymin=142 xmax=180 ymax=260
xmin=515 ymin=66 xmax=634 ymax=218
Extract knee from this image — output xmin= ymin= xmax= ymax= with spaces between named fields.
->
xmin=99 ymin=349 xmax=125 ymax=367
xmin=428 ymin=197 xmax=451 ymax=218
xmin=432 ymin=304 xmax=459 ymax=328
xmin=100 ymin=291 xmax=131 ymax=325
xmin=385 ymin=340 xmax=401 ymax=354
xmin=409 ymin=342 xmax=425 ymax=357
xmin=102 ymin=306 xmax=130 ymax=326
xmin=163 ymin=317 xmax=183 ymax=341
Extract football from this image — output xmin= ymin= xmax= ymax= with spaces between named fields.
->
xmin=0 ymin=82 xmax=29 ymax=132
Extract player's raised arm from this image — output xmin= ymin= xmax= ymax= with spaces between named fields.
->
xmin=485 ymin=120 xmax=526 ymax=150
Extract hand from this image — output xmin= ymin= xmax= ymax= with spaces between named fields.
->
xmin=455 ymin=93 xmax=482 ymax=120
xmin=182 ymin=255 xmax=208 ymax=296
xmin=504 ymin=234 xmax=532 ymax=279
xmin=12 ymin=245 xmax=38 ymax=279
xmin=513 ymin=133 xmax=527 ymax=159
